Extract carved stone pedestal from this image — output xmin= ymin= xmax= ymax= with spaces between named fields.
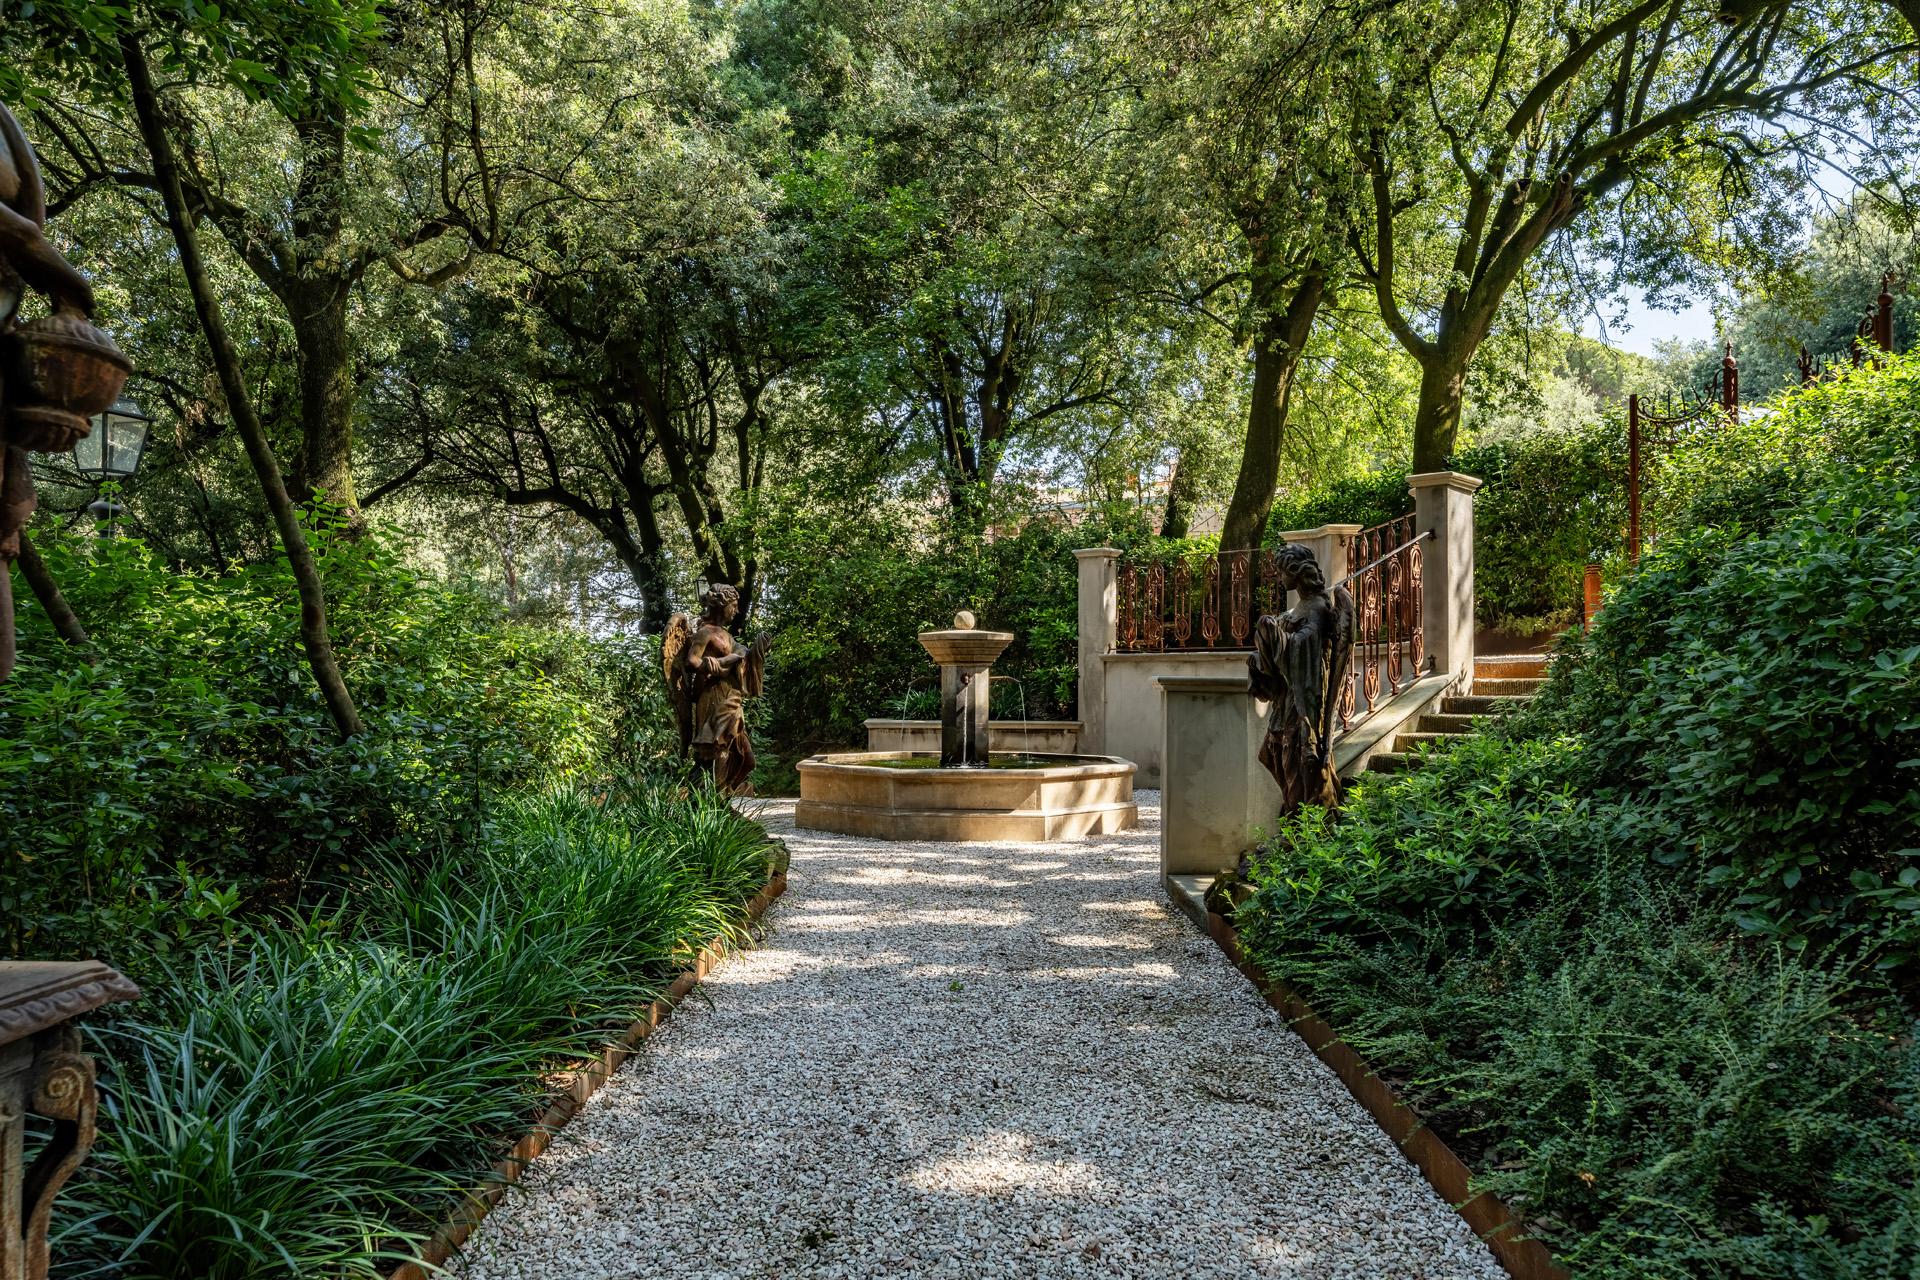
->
xmin=0 ymin=962 xmax=139 ymax=1280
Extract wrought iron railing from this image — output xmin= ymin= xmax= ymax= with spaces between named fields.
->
xmin=1114 ymin=513 xmax=1431 ymax=736
xmin=1336 ymin=514 xmax=1428 ymax=732
xmin=1798 ymin=273 xmax=1897 ymax=386
xmin=1116 ymin=548 xmax=1288 ymax=652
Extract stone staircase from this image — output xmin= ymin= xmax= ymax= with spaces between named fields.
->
xmin=1363 ymin=653 xmax=1546 ymax=776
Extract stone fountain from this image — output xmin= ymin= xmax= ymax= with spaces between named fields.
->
xmin=795 ymin=612 xmax=1136 ymax=842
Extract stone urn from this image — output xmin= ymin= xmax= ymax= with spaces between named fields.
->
xmin=4 ymin=306 xmax=132 ymax=453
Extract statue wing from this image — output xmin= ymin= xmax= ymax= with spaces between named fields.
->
xmin=661 ymin=612 xmax=695 ymax=756
xmin=1320 ymin=586 xmax=1357 ymax=754
xmin=741 ymin=631 xmax=769 ymax=697
xmin=1248 ymin=614 xmax=1287 ymax=703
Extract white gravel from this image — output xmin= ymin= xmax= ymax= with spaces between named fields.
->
xmin=456 ymin=791 xmax=1506 ymax=1280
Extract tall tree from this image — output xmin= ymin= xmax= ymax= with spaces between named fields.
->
xmin=27 ymin=2 xmax=571 ymax=512
xmin=794 ymin=0 xmax=1171 ymax=533
xmin=1106 ymin=0 xmax=1375 ymax=550
xmin=1353 ymin=0 xmax=1919 ymax=471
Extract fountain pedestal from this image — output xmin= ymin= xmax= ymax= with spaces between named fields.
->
xmin=918 ymin=616 xmax=1013 ymax=767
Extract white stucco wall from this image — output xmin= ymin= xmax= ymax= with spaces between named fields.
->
xmin=1102 ymin=651 xmax=1249 ymax=784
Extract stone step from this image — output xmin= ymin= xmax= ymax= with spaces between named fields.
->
xmin=1476 ymin=654 xmax=1549 ymax=680
xmin=1393 ymin=731 xmax=1458 ymax=753
xmin=1472 ymin=676 xmax=1547 ymax=698
xmin=1415 ymin=713 xmax=1478 ymax=735
xmin=1442 ymin=695 xmax=1522 ymax=715
xmin=1365 ymin=751 xmax=1414 ymax=774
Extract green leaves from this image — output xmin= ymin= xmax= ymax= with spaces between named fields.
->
xmin=1232 ymin=354 xmax=1920 ymax=1276
xmin=2 ymin=524 xmax=675 ymax=966
xmin=58 ymin=781 xmax=775 ymax=1278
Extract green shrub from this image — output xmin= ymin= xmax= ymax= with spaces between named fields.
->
xmin=1452 ymin=419 xmax=1626 ymax=629
xmin=1543 ymin=362 xmax=1920 ymax=964
xmin=55 ymin=782 xmax=775 ymax=1280
xmin=756 ymin=497 xmax=1156 ymax=752
xmin=1 ymin=523 xmax=671 ymax=968
xmin=1262 ymin=417 xmax=1627 ymax=628
xmin=1239 ymin=737 xmax=1920 ymax=1276
xmin=1265 ymin=468 xmax=1414 ymax=536
xmin=1237 ymin=358 xmax=1920 ymax=1275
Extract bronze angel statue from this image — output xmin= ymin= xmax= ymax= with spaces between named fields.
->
xmin=662 ymin=583 xmax=770 ymax=794
xmin=1247 ymin=543 xmax=1355 ymax=814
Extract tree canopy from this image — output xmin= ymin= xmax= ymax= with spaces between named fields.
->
xmin=6 ymin=0 xmax=1916 ymax=639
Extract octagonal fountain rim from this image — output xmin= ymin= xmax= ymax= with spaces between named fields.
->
xmin=796 ymin=749 xmax=1133 ymax=779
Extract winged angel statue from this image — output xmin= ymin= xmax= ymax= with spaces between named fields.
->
xmin=662 ymin=583 xmax=770 ymax=794
xmin=1247 ymin=543 xmax=1355 ymax=814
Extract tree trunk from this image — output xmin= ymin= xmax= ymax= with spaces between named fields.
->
xmin=15 ymin=534 xmax=91 ymax=658
xmin=1888 ymin=0 xmax=1920 ymax=41
xmin=1410 ymin=350 xmax=1468 ymax=474
xmin=1159 ymin=449 xmax=1195 ymax=539
xmin=124 ymin=37 xmax=362 ymax=739
xmin=291 ymin=293 xmax=359 ymax=511
xmin=628 ymin=494 xmax=672 ymax=634
xmin=1218 ymin=274 xmax=1325 ymax=552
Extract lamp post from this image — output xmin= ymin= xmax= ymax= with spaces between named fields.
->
xmin=74 ymin=397 xmax=150 ymax=538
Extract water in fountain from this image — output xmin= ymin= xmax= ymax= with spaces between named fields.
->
xmin=988 ymin=673 xmax=1027 ymax=726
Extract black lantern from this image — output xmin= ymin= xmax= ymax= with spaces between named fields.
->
xmin=75 ymin=397 xmax=151 ymax=482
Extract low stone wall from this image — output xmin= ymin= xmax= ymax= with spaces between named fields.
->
xmin=862 ymin=719 xmax=1082 ymax=755
xmin=1103 ymin=651 xmax=1248 ymax=785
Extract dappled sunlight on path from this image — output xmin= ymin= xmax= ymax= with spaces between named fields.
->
xmin=457 ymin=792 xmax=1502 ymax=1280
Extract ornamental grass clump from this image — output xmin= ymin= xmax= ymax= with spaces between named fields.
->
xmin=54 ymin=781 xmax=777 ymax=1280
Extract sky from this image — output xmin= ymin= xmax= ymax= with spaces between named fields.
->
xmin=1581 ymin=289 xmax=1720 ymax=357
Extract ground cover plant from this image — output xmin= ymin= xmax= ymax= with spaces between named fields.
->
xmin=57 ymin=783 xmax=777 ymax=1280
xmin=1235 ymin=359 xmax=1920 ymax=1277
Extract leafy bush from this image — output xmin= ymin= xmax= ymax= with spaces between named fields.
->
xmin=1236 ymin=359 xmax=1920 ymax=1275
xmin=756 ymin=497 xmax=1156 ymax=752
xmin=1265 ymin=468 xmax=1414 ymax=537
xmin=1451 ymin=419 xmax=1626 ymax=629
xmin=55 ymin=782 xmax=776 ymax=1280
xmin=1263 ymin=417 xmax=1628 ymax=628
xmin=1239 ymin=739 xmax=1920 ymax=1276
xmin=1 ymin=523 xmax=672 ymax=967
xmin=1543 ymin=360 xmax=1920 ymax=964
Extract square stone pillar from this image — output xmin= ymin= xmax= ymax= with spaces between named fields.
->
xmin=1274 ymin=523 xmax=1362 ymax=600
xmin=1158 ymin=674 xmax=1282 ymax=878
xmin=1074 ymin=548 xmax=1121 ymax=755
xmin=1408 ymin=471 xmax=1483 ymax=690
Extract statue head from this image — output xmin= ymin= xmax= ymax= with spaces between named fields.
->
xmin=1275 ymin=543 xmax=1327 ymax=594
xmin=699 ymin=582 xmax=740 ymax=624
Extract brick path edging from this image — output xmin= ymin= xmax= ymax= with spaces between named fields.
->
xmin=1205 ymin=908 xmax=1568 ymax=1280
xmin=387 ymin=872 xmax=789 ymax=1280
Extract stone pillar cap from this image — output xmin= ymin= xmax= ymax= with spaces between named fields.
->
xmin=1407 ymin=470 xmax=1484 ymax=494
xmin=0 ymin=961 xmax=140 ymax=1048
xmin=1274 ymin=522 xmax=1363 ymax=540
xmin=1073 ymin=546 xmax=1123 ymax=559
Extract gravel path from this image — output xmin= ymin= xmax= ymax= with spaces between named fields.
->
xmin=457 ymin=792 xmax=1506 ymax=1280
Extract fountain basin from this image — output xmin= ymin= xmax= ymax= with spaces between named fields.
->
xmin=795 ymin=751 xmax=1137 ymax=843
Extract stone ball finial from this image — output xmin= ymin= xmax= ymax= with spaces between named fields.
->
xmin=953 ymin=609 xmax=976 ymax=630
